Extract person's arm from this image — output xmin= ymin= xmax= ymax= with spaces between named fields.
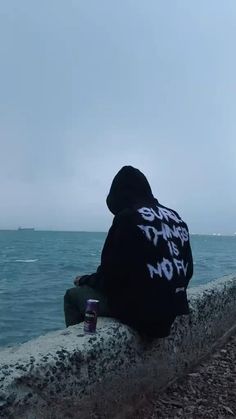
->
xmin=73 ymin=225 xmax=115 ymax=290
xmin=99 ymin=212 xmax=141 ymax=294
xmin=76 ymin=265 xmax=104 ymax=288
xmin=77 ymin=211 xmax=139 ymax=292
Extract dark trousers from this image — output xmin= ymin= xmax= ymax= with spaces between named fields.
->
xmin=64 ymin=286 xmax=111 ymax=327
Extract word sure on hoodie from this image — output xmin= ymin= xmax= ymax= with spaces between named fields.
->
xmin=79 ymin=166 xmax=193 ymax=337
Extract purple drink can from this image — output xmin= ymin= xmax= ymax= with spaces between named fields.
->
xmin=84 ymin=299 xmax=99 ymax=334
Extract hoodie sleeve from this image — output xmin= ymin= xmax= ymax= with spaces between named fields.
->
xmin=99 ymin=211 xmax=141 ymax=293
xmin=78 ymin=265 xmax=104 ymax=288
xmin=77 ymin=222 xmax=121 ymax=290
xmin=78 ymin=211 xmax=138 ymax=292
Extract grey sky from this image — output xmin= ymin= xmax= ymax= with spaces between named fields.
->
xmin=0 ymin=1 xmax=235 ymax=233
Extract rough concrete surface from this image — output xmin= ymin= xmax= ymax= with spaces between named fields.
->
xmin=0 ymin=275 xmax=236 ymax=419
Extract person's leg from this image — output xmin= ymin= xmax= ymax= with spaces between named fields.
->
xmin=64 ymin=285 xmax=110 ymax=327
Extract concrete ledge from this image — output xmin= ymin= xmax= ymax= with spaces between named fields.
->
xmin=0 ymin=275 xmax=236 ymax=419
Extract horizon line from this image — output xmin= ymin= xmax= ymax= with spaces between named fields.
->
xmin=0 ymin=229 xmax=235 ymax=236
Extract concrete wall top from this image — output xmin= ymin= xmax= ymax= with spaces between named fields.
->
xmin=0 ymin=274 xmax=236 ymax=419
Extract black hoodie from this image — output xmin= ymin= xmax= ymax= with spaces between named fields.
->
xmin=79 ymin=166 xmax=193 ymax=337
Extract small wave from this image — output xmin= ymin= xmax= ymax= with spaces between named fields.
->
xmin=15 ymin=259 xmax=38 ymax=263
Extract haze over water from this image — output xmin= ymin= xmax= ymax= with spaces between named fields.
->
xmin=0 ymin=1 xmax=236 ymax=235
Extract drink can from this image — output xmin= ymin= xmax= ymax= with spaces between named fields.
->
xmin=84 ymin=299 xmax=99 ymax=334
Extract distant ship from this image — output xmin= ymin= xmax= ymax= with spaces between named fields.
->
xmin=18 ymin=227 xmax=35 ymax=231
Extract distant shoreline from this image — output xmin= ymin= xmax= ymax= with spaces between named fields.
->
xmin=0 ymin=229 xmax=107 ymax=233
xmin=0 ymin=229 xmax=235 ymax=236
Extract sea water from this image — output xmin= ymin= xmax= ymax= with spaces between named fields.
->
xmin=0 ymin=230 xmax=235 ymax=348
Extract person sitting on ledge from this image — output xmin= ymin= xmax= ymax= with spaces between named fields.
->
xmin=64 ymin=166 xmax=193 ymax=338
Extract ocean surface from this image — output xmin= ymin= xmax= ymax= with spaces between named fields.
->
xmin=0 ymin=230 xmax=235 ymax=348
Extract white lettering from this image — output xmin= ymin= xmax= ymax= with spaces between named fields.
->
xmin=138 ymin=206 xmax=183 ymax=226
xmin=151 ymin=207 xmax=163 ymax=220
xmin=138 ymin=225 xmax=160 ymax=246
xmin=173 ymin=259 xmax=189 ymax=276
xmin=172 ymin=241 xmax=179 ymax=256
xmin=138 ymin=207 xmax=155 ymax=222
xmin=148 ymin=258 xmax=189 ymax=281
xmin=161 ymin=258 xmax=174 ymax=281
xmin=168 ymin=240 xmax=179 ymax=256
xmin=157 ymin=207 xmax=182 ymax=224
xmin=147 ymin=262 xmax=162 ymax=279
xmin=138 ymin=222 xmax=188 ymax=248
xmin=174 ymin=259 xmax=183 ymax=275
xmin=182 ymin=228 xmax=189 ymax=242
xmin=168 ymin=241 xmax=173 ymax=255
xmin=147 ymin=258 xmax=174 ymax=281
xmin=163 ymin=224 xmax=189 ymax=246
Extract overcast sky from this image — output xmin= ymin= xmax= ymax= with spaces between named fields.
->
xmin=0 ymin=1 xmax=235 ymax=233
